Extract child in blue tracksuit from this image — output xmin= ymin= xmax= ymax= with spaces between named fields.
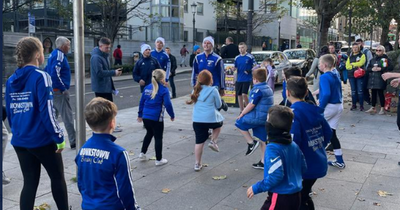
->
xmin=236 ymin=68 xmax=274 ymax=169
xmin=247 ymin=105 xmax=306 ymax=210
xmin=138 ymin=69 xmax=175 ymax=166
xmin=280 ymin=67 xmax=316 ymax=107
xmin=5 ymin=37 xmax=68 ymax=210
xmin=187 ymin=70 xmax=224 ymax=171
xmin=75 ymin=97 xmax=140 ymax=210
xmin=319 ymin=54 xmax=345 ymax=169
xmin=287 ymin=76 xmax=332 ymax=209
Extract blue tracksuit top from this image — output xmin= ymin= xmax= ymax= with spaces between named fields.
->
xmin=151 ymin=49 xmax=170 ymax=82
xmin=5 ymin=65 xmax=64 ymax=148
xmin=191 ymin=52 xmax=225 ymax=89
xmin=241 ymin=82 xmax=274 ymax=125
xmin=290 ymin=101 xmax=333 ymax=179
xmin=75 ymin=133 xmax=140 ymax=210
xmin=319 ymin=70 xmax=343 ymax=109
xmin=133 ymin=56 xmax=161 ymax=90
xmin=138 ymin=82 xmax=175 ymax=121
xmin=234 ymin=53 xmax=256 ymax=82
xmin=45 ymin=49 xmax=71 ymax=91
xmin=252 ymin=141 xmax=306 ymax=195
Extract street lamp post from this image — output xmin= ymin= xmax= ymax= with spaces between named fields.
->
xmin=278 ymin=17 xmax=281 ymax=51
xmin=191 ymin=2 xmax=197 ymax=48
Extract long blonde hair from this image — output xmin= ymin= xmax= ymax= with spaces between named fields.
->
xmin=151 ymin=69 xmax=166 ymax=99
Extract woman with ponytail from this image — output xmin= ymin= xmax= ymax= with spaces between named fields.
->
xmin=187 ymin=70 xmax=224 ymax=171
xmin=138 ymin=69 xmax=175 ymax=166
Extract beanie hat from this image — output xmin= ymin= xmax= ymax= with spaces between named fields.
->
xmin=141 ymin=44 xmax=151 ymax=54
xmin=155 ymin=37 xmax=165 ymax=46
xmin=203 ymin=36 xmax=214 ymax=48
xmin=193 ymin=45 xmax=200 ymax=52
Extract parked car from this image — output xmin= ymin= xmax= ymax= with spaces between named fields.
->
xmin=283 ymin=48 xmax=316 ymax=77
xmin=251 ymin=51 xmax=292 ymax=84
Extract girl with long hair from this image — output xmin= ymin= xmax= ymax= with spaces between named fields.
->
xmin=187 ymin=70 xmax=224 ymax=171
xmin=138 ymin=69 xmax=175 ymax=166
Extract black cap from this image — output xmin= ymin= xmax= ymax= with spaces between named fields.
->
xmin=356 ymin=38 xmax=363 ymax=42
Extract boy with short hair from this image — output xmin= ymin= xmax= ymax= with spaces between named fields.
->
xmin=236 ymin=68 xmax=274 ymax=169
xmin=287 ymin=76 xmax=332 ymax=209
xmin=319 ymin=54 xmax=345 ymax=169
xmin=75 ymin=97 xmax=140 ymax=210
xmin=280 ymin=67 xmax=316 ymax=106
xmin=247 ymin=105 xmax=306 ymax=210
xmin=234 ymin=42 xmax=257 ymax=112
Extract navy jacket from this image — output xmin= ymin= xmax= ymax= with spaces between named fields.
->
xmin=90 ymin=47 xmax=115 ymax=93
xmin=151 ymin=49 xmax=170 ymax=81
xmin=242 ymin=82 xmax=274 ymax=125
xmin=6 ymin=66 xmax=64 ymax=148
xmin=75 ymin=133 xmax=140 ymax=210
xmin=291 ymin=101 xmax=332 ymax=179
xmin=191 ymin=52 xmax=225 ymax=89
xmin=138 ymin=83 xmax=175 ymax=122
xmin=45 ymin=49 xmax=71 ymax=91
xmin=132 ymin=56 xmax=161 ymax=92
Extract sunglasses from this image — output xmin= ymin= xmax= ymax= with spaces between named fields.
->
xmin=376 ymin=50 xmax=383 ymax=52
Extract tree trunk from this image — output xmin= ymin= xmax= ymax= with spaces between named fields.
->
xmin=380 ymin=21 xmax=390 ymax=45
xmin=318 ymin=15 xmax=333 ymax=51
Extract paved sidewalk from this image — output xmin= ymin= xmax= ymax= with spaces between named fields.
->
xmin=2 ymin=85 xmax=400 ymax=210
xmin=69 ymin=66 xmax=192 ymax=87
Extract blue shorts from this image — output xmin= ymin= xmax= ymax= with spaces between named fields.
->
xmin=235 ymin=118 xmax=267 ymax=142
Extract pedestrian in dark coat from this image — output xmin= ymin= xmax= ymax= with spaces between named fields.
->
xmin=166 ymin=47 xmax=177 ymax=98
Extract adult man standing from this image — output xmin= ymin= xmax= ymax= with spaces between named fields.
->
xmin=234 ymin=42 xmax=256 ymax=112
xmin=90 ymin=37 xmax=122 ymax=102
xmin=180 ymin=44 xmax=189 ymax=67
xmin=166 ymin=47 xmax=177 ymax=98
xmin=356 ymin=39 xmax=373 ymax=104
xmin=133 ymin=44 xmax=161 ymax=92
xmin=151 ymin=37 xmax=171 ymax=82
xmin=46 ymin=36 xmax=76 ymax=149
xmin=220 ymin=37 xmax=240 ymax=59
xmin=113 ymin=45 xmax=123 ymax=65
xmin=329 ymin=44 xmax=339 ymax=68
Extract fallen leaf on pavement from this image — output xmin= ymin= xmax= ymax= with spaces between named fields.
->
xmin=351 ymin=124 xmax=355 ymax=127
xmin=234 ymin=169 xmax=239 ymax=171
xmin=34 ymin=203 xmax=51 ymax=210
xmin=161 ymin=188 xmax=171 ymax=193
xmin=318 ymin=188 xmax=325 ymax=191
xmin=373 ymin=202 xmax=381 ymax=206
xmin=70 ymin=177 xmax=77 ymax=183
xmin=149 ymin=156 xmax=156 ymax=160
xmin=242 ymin=185 xmax=248 ymax=188
xmin=212 ymin=175 xmax=227 ymax=180
xmin=202 ymin=163 xmax=209 ymax=167
xmin=357 ymin=198 xmax=365 ymax=201
xmin=128 ymin=150 xmax=134 ymax=156
xmin=377 ymin=190 xmax=393 ymax=197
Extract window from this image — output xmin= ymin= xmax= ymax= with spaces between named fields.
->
xmin=197 ymin=2 xmax=203 ymax=15
xmin=184 ymin=31 xmax=188 ymax=41
xmin=196 ymin=31 xmax=203 ymax=42
xmin=184 ymin=0 xmax=188 ymax=13
xmin=171 ymin=6 xmax=179 ymax=17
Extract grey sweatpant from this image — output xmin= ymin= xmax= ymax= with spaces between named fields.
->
xmin=53 ymin=90 xmax=76 ymax=145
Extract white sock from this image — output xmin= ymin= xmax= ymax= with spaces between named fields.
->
xmin=334 ymin=149 xmax=342 ymax=156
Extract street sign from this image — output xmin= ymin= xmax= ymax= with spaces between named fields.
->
xmin=28 ymin=12 xmax=35 ymax=34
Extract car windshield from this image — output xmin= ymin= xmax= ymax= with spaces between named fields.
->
xmin=284 ymin=50 xmax=307 ymax=60
xmin=252 ymin=53 xmax=272 ymax=63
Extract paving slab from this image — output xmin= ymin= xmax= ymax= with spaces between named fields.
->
xmin=357 ymin=174 xmax=400 ymax=205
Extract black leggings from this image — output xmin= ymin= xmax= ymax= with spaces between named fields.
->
xmin=141 ymin=119 xmax=164 ymax=161
xmin=95 ymin=92 xmax=113 ymax=102
xmin=371 ymin=89 xmax=385 ymax=107
xmin=300 ymin=179 xmax=317 ymax=210
xmin=331 ymin=129 xmax=341 ymax=150
xmin=14 ymin=143 xmax=68 ymax=210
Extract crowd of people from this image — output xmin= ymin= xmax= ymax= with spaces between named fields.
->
xmin=3 ymin=34 xmax=400 ymax=210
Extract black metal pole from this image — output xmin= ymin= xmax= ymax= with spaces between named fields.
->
xmin=1 ymin=0 xmax=4 ymax=203
xmin=193 ymin=13 xmax=196 ymax=49
xmin=348 ymin=6 xmax=352 ymax=54
xmin=278 ymin=22 xmax=281 ymax=51
xmin=246 ymin=0 xmax=254 ymax=53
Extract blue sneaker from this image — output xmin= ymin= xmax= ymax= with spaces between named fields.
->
xmin=328 ymin=161 xmax=346 ymax=169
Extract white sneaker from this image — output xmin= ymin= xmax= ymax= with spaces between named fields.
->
xmin=379 ymin=108 xmax=385 ymax=115
xmin=194 ymin=163 xmax=203 ymax=171
xmin=113 ymin=126 xmax=123 ymax=133
xmin=155 ymin=158 xmax=168 ymax=166
xmin=139 ymin=152 xmax=147 ymax=161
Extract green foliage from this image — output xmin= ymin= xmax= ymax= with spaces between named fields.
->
xmin=387 ymin=49 xmax=400 ymax=71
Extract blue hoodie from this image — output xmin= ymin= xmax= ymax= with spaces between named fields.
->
xmin=132 ymin=56 xmax=161 ymax=92
xmin=45 ymin=49 xmax=71 ymax=92
xmin=290 ymin=101 xmax=332 ymax=179
xmin=75 ymin=133 xmax=140 ymax=210
xmin=191 ymin=52 xmax=225 ymax=89
xmin=252 ymin=141 xmax=306 ymax=195
xmin=138 ymin=82 xmax=174 ymax=121
xmin=5 ymin=66 xmax=64 ymax=148
xmin=90 ymin=47 xmax=116 ymax=93
xmin=151 ymin=49 xmax=170 ymax=82
xmin=319 ymin=70 xmax=342 ymax=109
xmin=192 ymin=85 xmax=224 ymax=123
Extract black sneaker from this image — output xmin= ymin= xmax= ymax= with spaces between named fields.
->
xmin=325 ymin=143 xmax=333 ymax=152
xmin=252 ymin=160 xmax=264 ymax=169
xmin=71 ymin=143 xmax=76 ymax=149
xmin=220 ymin=100 xmax=228 ymax=112
xmin=245 ymin=140 xmax=260 ymax=156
